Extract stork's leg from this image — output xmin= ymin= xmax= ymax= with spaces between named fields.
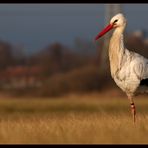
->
xmin=130 ymin=102 xmax=136 ymax=123
xmin=128 ymin=96 xmax=136 ymax=123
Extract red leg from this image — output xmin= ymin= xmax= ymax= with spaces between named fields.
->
xmin=130 ymin=102 xmax=136 ymax=123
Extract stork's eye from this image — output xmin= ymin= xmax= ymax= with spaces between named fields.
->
xmin=114 ymin=19 xmax=118 ymax=23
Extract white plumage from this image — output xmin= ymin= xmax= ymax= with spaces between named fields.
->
xmin=95 ymin=13 xmax=148 ymax=122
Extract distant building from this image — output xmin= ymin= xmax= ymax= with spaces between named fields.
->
xmin=131 ymin=30 xmax=148 ymax=39
xmin=0 ymin=66 xmax=45 ymax=89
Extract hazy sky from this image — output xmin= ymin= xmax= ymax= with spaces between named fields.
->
xmin=0 ymin=4 xmax=147 ymax=55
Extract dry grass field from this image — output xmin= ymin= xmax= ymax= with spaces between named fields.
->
xmin=0 ymin=93 xmax=147 ymax=144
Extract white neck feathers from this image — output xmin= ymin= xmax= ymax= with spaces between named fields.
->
xmin=109 ymin=29 xmax=125 ymax=77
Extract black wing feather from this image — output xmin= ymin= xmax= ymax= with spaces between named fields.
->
xmin=140 ymin=79 xmax=148 ymax=86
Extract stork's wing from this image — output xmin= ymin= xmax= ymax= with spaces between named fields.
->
xmin=132 ymin=53 xmax=148 ymax=81
xmin=140 ymin=79 xmax=148 ymax=86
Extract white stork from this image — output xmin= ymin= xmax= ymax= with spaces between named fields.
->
xmin=95 ymin=13 xmax=148 ymax=123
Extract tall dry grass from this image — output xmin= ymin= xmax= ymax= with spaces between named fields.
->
xmin=0 ymin=94 xmax=147 ymax=144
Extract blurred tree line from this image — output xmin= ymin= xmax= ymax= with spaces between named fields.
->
xmin=0 ymin=30 xmax=148 ymax=97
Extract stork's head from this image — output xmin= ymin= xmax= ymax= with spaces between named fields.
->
xmin=95 ymin=13 xmax=127 ymax=40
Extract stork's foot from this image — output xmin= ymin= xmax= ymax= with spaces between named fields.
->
xmin=130 ymin=103 xmax=136 ymax=123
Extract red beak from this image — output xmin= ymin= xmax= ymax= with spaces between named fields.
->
xmin=95 ymin=24 xmax=114 ymax=40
